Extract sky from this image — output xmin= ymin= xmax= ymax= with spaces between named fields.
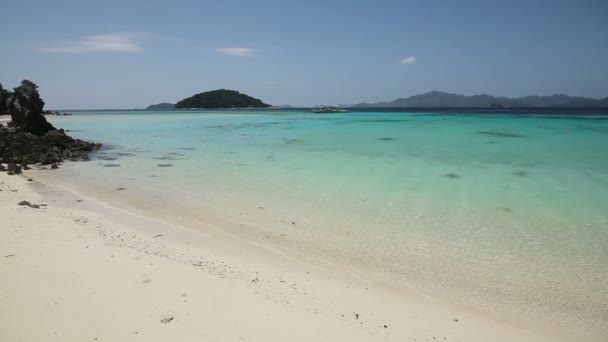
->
xmin=1 ymin=0 xmax=607 ymax=109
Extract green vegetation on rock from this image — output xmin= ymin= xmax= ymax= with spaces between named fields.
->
xmin=175 ymin=89 xmax=270 ymax=109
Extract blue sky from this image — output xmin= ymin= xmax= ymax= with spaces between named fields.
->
xmin=1 ymin=0 xmax=607 ymax=109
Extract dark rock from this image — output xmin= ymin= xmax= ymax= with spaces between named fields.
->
xmin=157 ymin=164 xmax=173 ymax=167
xmin=7 ymin=171 xmax=14 ymax=175
xmin=51 ymin=163 xmax=58 ymax=169
xmin=7 ymin=163 xmax=22 ymax=174
xmin=116 ymin=187 xmax=126 ymax=191
xmin=0 ymin=164 xmax=4 ymax=171
xmin=0 ymin=126 xmax=101 ymax=166
xmin=27 ymin=178 xmax=32 ymax=181
xmin=443 ymin=173 xmax=461 ymax=179
xmin=102 ymin=164 xmax=121 ymax=167
xmin=18 ymin=200 xmax=40 ymax=208
xmin=6 ymin=80 xmax=56 ymax=136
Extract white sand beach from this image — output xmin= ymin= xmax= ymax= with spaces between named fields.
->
xmin=3 ymin=1 xmax=607 ymax=339
xmin=0 ymin=170 xmax=597 ymax=342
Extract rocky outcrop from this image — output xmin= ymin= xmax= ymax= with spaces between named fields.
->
xmin=0 ymin=126 xmax=102 ymax=166
xmin=5 ymin=80 xmax=56 ymax=135
xmin=1 ymin=80 xmax=101 ymax=173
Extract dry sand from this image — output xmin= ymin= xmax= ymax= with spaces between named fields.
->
xmin=0 ymin=171 xmax=597 ymax=341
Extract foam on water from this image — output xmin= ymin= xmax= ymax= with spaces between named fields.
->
xmin=47 ymin=110 xmax=608 ymax=332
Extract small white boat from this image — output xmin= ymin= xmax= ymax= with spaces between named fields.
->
xmin=312 ymin=104 xmax=350 ymax=113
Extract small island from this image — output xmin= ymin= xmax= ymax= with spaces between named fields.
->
xmin=145 ymin=103 xmax=175 ymax=111
xmin=175 ymin=89 xmax=270 ymax=109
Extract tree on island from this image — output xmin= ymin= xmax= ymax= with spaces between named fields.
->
xmin=175 ymin=89 xmax=270 ymax=109
xmin=4 ymin=80 xmax=56 ymax=135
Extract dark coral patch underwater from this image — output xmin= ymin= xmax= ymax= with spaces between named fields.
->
xmin=477 ymin=131 xmax=524 ymax=138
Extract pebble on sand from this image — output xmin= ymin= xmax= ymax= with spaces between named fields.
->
xmin=160 ymin=314 xmax=174 ymax=323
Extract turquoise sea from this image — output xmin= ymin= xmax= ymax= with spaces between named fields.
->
xmin=46 ymin=110 xmax=608 ymax=332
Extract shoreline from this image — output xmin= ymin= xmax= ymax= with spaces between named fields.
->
xmin=0 ymin=170 xmax=600 ymax=341
xmin=30 ymin=158 xmax=608 ymax=336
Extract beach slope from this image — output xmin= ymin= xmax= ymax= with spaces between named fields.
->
xmin=0 ymin=173 xmax=582 ymax=342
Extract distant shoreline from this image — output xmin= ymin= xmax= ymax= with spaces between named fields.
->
xmin=49 ymin=107 xmax=608 ymax=115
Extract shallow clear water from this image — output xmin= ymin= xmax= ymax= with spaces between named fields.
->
xmin=48 ymin=110 xmax=608 ymax=330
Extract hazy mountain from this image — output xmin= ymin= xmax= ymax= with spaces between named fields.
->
xmin=145 ymin=103 xmax=175 ymax=110
xmin=353 ymin=91 xmax=607 ymax=108
xmin=595 ymin=97 xmax=608 ymax=107
xmin=515 ymin=94 xmax=596 ymax=107
xmin=557 ymin=96 xmax=608 ymax=108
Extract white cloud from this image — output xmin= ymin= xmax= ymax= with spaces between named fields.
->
xmin=216 ymin=47 xmax=256 ymax=57
xmin=36 ymin=32 xmax=143 ymax=53
xmin=398 ymin=56 xmax=416 ymax=64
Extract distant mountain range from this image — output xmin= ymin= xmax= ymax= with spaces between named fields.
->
xmin=352 ymin=91 xmax=608 ymax=108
